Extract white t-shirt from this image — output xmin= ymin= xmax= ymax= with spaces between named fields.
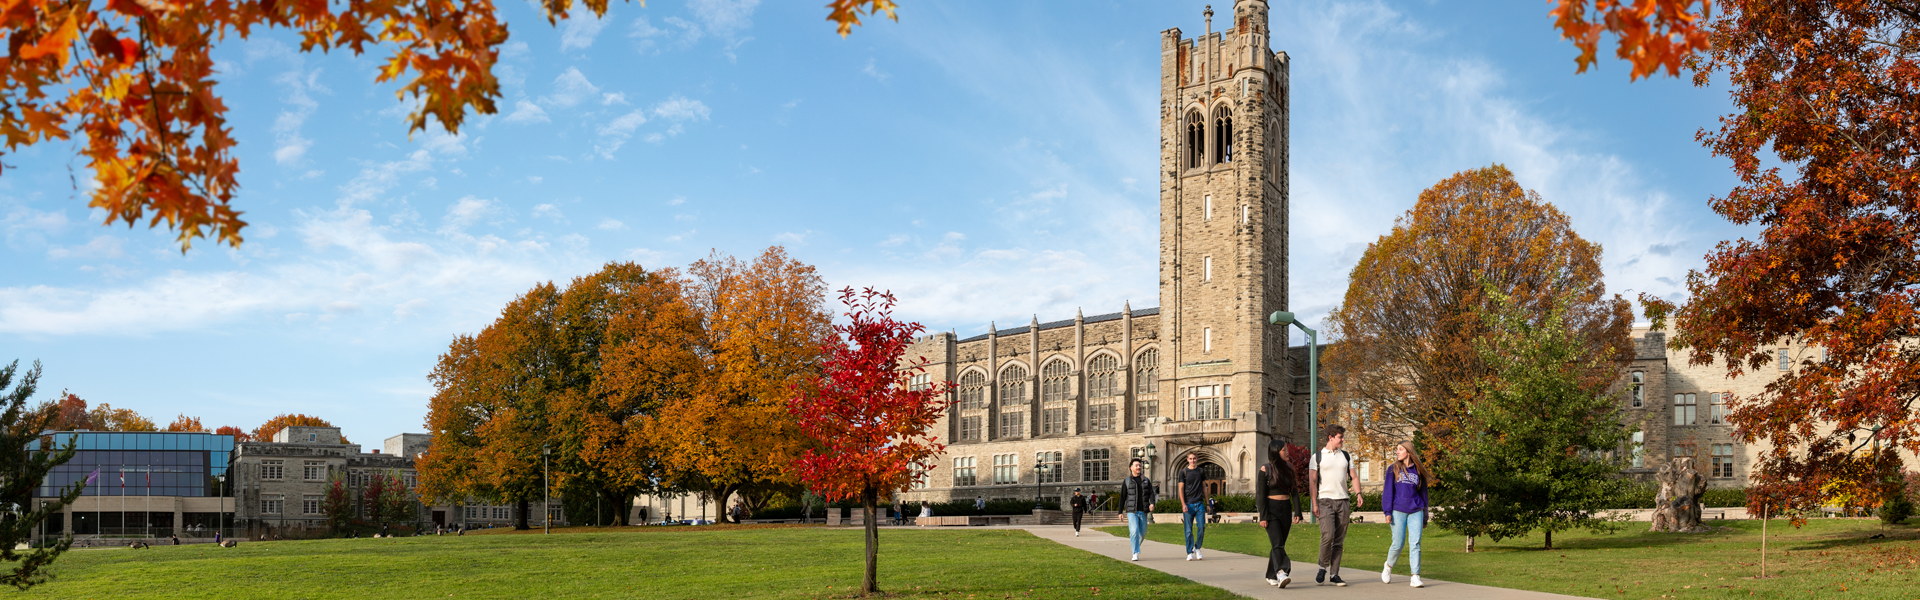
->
xmin=1310 ymin=448 xmax=1352 ymax=500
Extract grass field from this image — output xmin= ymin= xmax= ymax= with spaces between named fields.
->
xmin=1102 ymin=517 xmax=1920 ymax=599
xmin=22 ymin=525 xmax=1237 ymax=599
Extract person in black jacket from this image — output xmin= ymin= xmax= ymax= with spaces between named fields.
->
xmin=1070 ymin=488 xmax=1089 ymax=537
xmin=1257 ymin=440 xmax=1304 ymax=588
xmin=1115 ymin=458 xmax=1157 ymax=561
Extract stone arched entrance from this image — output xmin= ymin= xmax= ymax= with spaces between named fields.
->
xmin=1200 ymin=461 xmax=1226 ymax=497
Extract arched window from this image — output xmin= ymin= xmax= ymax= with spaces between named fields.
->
xmin=1041 ymin=360 xmax=1073 ymax=403
xmin=1135 ymin=349 xmax=1159 ymax=394
xmin=1213 ymin=107 xmax=1234 ymax=164
xmin=959 ymin=371 xmax=986 ymax=410
xmin=1186 ymin=111 xmax=1206 ymax=169
xmin=999 ymin=365 xmax=1029 ymax=406
xmin=1087 ymin=354 xmax=1120 ymax=398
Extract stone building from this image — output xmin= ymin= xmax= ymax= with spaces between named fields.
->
xmin=900 ymin=1 xmax=1301 ymax=505
xmin=232 ymin=426 xmax=456 ymax=533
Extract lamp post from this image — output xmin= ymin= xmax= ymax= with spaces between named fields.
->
xmin=1132 ymin=442 xmax=1158 ymax=498
xmin=1033 ymin=457 xmax=1050 ymax=510
xmin=1269 ymin=311 xmax=1318 ymax=523
xmin=542 ymin=445 xmax=551 ymax=534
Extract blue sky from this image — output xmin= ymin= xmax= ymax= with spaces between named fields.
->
xmin=1 ymin=1 xmax=1745 ymax=444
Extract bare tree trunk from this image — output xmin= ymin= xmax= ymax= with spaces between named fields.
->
xmin=863 ymin=487 xmax=880 ymax=596
xmin=1544 ymin=529 xmax=1552 ymax=550
xmin=515 ymin=500 xmax=531 ymax=530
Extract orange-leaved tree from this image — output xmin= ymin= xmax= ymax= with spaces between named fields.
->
xmin=789 ymin=287 xmax=950 ymax=596
xmin=252 ymin=413 xmax=346 ymax=444
xmin=1641 ymin=3 xmax=1920 ymax=523
xmin=164 ymin=414 xmax=205 ymax=432
xmin=213 ymin=425 xmax=252 ymax=442
xmin=86 ymin=402 xmax=156 ymax=431
xmin=31 ymin=391 xmax=93 ymax=431
xmin=644 ymin=247 xmax=831 ymax=523
xmin=573 ymin=264 xmax=702 ymax=525
xmin=0 ymin=0 xmax=900 ymax=251
xmin=1550 ymin=0 xmax=1713 ymax=80
xmin=1323 ymin=164 xmax=1633 ymax=462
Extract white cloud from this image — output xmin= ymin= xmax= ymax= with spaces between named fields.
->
xmin=540 ymin=68 xmax=601 ymax=109
xmin=3 ymin=206 xmax=70 ymax=247
xmin=393 ymin=298 xmax=430 ymax=319
xmin=629 ymin=16 xmax=703 ymax=54
xmin=595 ymin=109 xmax=651 ymax=158
xmin=602 ymin=92 xmax=628 ymax=105
xmin=879 ymin=234 xmax=909 ymax=247
xmin=862 ymin=58 xmax=890 ymax=82
xmin=625 ymin=247 xmax=668 ymax=265
xmin=773 ymin=230 xmax=812 ymax=245
xmin=652 ymin=96 xmax=711 ymax=122
xmin=504 ymin=99 xmax=550 ymax=124
xmin=597 ymin=218 xmax=627 ymax=230
xmin=668 ymin=197 xmax=686 ymax=206
xmin=441 ymin=196 xmax=500 ymax=232
xmin=532 ymin=204 xmax=566 ymax=222
xmin=47 ymin=235 xmax=126 ymax=260
xmin=560 ymin=12 xmax=608 ymax=51
xmin=272 ymin=68 xmax=327 ymax=165
xmin=689 ymin=0 xmax=759 ymax=39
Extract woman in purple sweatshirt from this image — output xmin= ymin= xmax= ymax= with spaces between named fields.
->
xmin=1380 ymin=441 xmax=1429 ymax=588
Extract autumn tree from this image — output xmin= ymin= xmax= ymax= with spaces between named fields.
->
xmin=362 ymin=471 xmax=414 ymax=530
xmin=1430 ymin=289 xmax=1636 ymax=550
xmin=1640 ymin=2 xmax=1920 ymax=521
xmin=252 ymin=414 xmax=347 ymax=444
xmin=31 ymin=392 xmax=92 ymax=431
xmin=1322 ymin=164 xmax=1634 ymax=462
xmin=322 ymin=473 xmax=354 ymax=533
xmin=164 ymin=414 xmax=205 ymax=432
xmin=1 ymin=0 xmax=898 ymax=251
xmin=645 ymin=247 xmax=832 ymax=523
xmin=86 ymin=403 xmax=156 ymax=432
xmin=0 ymin=360 xmax=86 ymax=590
xmin=1550 ymin=0 xmax=1713 ymax=80
xmin=213 ymin=425 xmax=252 ymax=442
xmin=790 ymin=288 xmax=951 ymax=596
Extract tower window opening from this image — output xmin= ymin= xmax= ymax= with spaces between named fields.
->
xmin=1205 ymin=195 xmax=1212 ymax=220
xmin=1214 ymin=108 xmax=1234 ymax=164
xmin=1186 ymin=112 xmax=1205 ymax=169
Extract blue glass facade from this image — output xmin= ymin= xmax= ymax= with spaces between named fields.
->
xmin=33 ymin=432 xmax=235 ymax=498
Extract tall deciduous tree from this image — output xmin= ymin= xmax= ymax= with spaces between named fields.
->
xmin=86 ymin=402 xmax=156 ymax=432
xmin=790 ymin=288 xmax=950 ymax=596
xmin=0 ymin=0 xmax=897 ymax=251
xmin=0 ymin=360 xmax=85 ymax=590
xmin=1641 ymin=2 xmax=1920 ymax=520
xmin=577 ymin=266 xmax=702 ymax=525
xmin=322 ymin=473 xmax=354 ymax=533
xmin=1323 ymin=164 xmax=1633 ymax=460
xmin=646 ymin=247 xmax=831 ymax=523
xmin=164 ymin=414 xmax=205 ymax=432
xmin=252 ymin=414 xmax=347 ymax=444
xmin=1431 ymin=290 xmax=1636 ymax=550
xmin=213 ymin=425 xmax=252 ymax=442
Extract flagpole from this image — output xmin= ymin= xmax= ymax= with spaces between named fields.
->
xmin=145 ymin=470 xmax=151 ymax=538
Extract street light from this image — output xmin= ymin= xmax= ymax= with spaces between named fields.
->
xmin=1269 ymin=310 xmax=1318 ymax=523
xmin=542 ymin=445 xmax=551 ymax=535
xmin=1033 ymin=457 xmax=1051 ymax=510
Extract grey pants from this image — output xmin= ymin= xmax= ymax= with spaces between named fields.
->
xmin=1317 ymin=498 xmax=1352 ymax=574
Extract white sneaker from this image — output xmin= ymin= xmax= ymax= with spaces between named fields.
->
xmin=1185 ymin=553 xmax=1194 ymax=561
xmin=1195 ymin=550 xmax=1204 ymax=560
xmin=1074 ymin=531 xmax=1080 ymax=537
xmin=1411 ymin=575 xmax=1425 ymax=588
xmin=1277 ymin=574 xmax=1291 ymax=588
xmin=1382 ymin=563 xmax=1393 ymax=584
xmin=1266 ymin=578 xmax=1279 ymax=586
xmin=1131 ymin=553 xmax=1139 ymax=561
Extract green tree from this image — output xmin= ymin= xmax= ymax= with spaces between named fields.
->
xmin=1431 ymin=289 xmax=1635 ymax=550
xmin=0 ymin=360 xmax=86 ymax=589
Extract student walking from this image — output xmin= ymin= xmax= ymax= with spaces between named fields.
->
xmin=1309 ymin=424 xmax=1363 ymax=586
xmin=1178 ymin=452 xmax=1210 ymax=560
xmin=1116 ymin=458 xmax=1156 ymax=561
xmin=1070 ymin=488 xmax=1089 ymax=537
xmin=1257 ymin=440 xmax=1304 ymax=588
xmin=1381 ymin=441 xmax=1430 ymax=588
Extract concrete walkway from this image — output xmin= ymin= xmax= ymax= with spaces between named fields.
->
xmin=1018 ymin=525 xmax=1595 ymax=600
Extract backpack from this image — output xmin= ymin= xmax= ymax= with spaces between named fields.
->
xmin=1312 ymin=449 xmax=1352 ymax=477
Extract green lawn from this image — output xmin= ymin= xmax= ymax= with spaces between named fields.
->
xmin=22 ymin=525 xmax=1237 ymax=599
xmin=1101 ymin=518 xmax=1920 ymax=599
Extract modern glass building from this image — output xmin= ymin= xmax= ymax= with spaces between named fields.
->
xmin=31 ymin=431 xmax=237 ymax=540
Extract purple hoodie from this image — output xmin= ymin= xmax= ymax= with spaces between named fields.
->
xmin=1382 ymin=464 xmax=1429 ymax=514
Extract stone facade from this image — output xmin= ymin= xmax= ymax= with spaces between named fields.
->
xmin=901 ymin=1 xmax=1298 ymax=505
xmin=232 ymin=427 xmax=456 ymax=533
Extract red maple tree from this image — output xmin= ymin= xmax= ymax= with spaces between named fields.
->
xmin=788 ymin=287 xmax=950 ymax=596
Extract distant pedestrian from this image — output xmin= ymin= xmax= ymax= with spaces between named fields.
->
xmin=1257 ymin=440 xmax=1303 ymax=588
xmin=1070 ymin=488 xmax=1088 ymax=537
xmin=974 ymin=496 xmax=986 ymax=517
xmin=1309 ymin=424 xmax=1363 ymax=586
xmin=1116 ymin=458 xmax=1156 ymax=561
xmin=213 ymin=531 xmax=221 ymax=545
xmin=1381 ymin=441 xmax=1430 ymax=589
xmin=893 ymin=498 xmax=905 ymax=526
xmin=919 ymin=500 xmax=933 ymax=518
xmin=1178 ymin=452 xmax=1210 ymax=561
xmin=1208 ymin=496 xmax=1221 ymax=524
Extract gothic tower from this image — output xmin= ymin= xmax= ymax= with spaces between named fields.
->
xmin=1156 ymin=1 xmax=1290 ymax=454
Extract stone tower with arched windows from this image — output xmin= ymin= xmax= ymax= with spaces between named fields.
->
xmin=896 ymin=2 xmax=1295 ymax=506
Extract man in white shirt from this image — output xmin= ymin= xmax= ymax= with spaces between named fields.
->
xmin=1308 ymin=425 xmax=1363 ymax=586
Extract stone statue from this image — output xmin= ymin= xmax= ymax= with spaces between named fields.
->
xmin=1650 ymin=457 xmax=1709 ymax=533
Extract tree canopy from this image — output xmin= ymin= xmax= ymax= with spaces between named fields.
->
xmin=0 ymin=361 xmax=86 ymax=590
xmin=251 ymin=413 xmax=347 ymax=444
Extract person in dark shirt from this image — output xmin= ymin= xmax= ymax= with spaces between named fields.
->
xmin=1178 ymin=452 xmax=1210 ymax=560
xmin=1257 ymin=440 xmax=1304 ymax=587
xmin=1069 ymin=489 xmax=1088 ymax=536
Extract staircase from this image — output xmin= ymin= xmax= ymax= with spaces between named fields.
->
xmin=1078 ymin=511 xmax=1127 ymax=527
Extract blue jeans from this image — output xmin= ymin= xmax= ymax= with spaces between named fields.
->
xmin=1127 ymin=511 xmax=1150 ymax=555
xmin=1387 ymin=510 xmax=1425 ymax=575
xmin=1182 ymin=502 xmax=1207 ymax=553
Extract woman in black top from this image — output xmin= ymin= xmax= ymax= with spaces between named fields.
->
xmin=1256 ymin=440 xmax=1304 ymax=587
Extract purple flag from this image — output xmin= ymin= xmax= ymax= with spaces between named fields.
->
xmin=85 ymin=468 xmax=100 ymax=486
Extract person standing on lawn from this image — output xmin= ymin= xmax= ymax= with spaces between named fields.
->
xmin=1070 ymin=488 xmax=1089 ymax=537
xmin=1257 ymin=440 xmax=1304 ymax=588
xmin=1381 ymin=441 xmax=1429 ymax=588
xmin=1179 ymin=452 xmax=1210 ymax=561
xmin=1309 ymin=424 xmax=1363 ymax=586
xmin=1117 ymin=458 xmax=1157 ymax=561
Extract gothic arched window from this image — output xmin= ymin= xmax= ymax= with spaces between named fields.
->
xmin=959 ymin=370 xmax=986 ymax=410
xmin=1088 ymin=354 xmax=1119 ymax=398
xmin=1213 ymin=107 xmax=1234 ymax=164
xmin=1186 ymin=111 xmax=1206 ymax=169
xmin=1041 ymin=359 xmax=1073 ymax=403
xmin=1135 ymin=349 xmax=1160 ymax=394
xmin=999 ymin=365 xmax=1029 ymax=406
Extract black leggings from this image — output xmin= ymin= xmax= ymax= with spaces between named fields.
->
xmin=1262 ymin=497 xmax=1294 ymax=579
xmin=1072 ymin=510 xmax=1083 ymax=531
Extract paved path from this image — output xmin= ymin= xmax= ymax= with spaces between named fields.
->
xmin=1017 ymin=525 xmax=1595 ymax=600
